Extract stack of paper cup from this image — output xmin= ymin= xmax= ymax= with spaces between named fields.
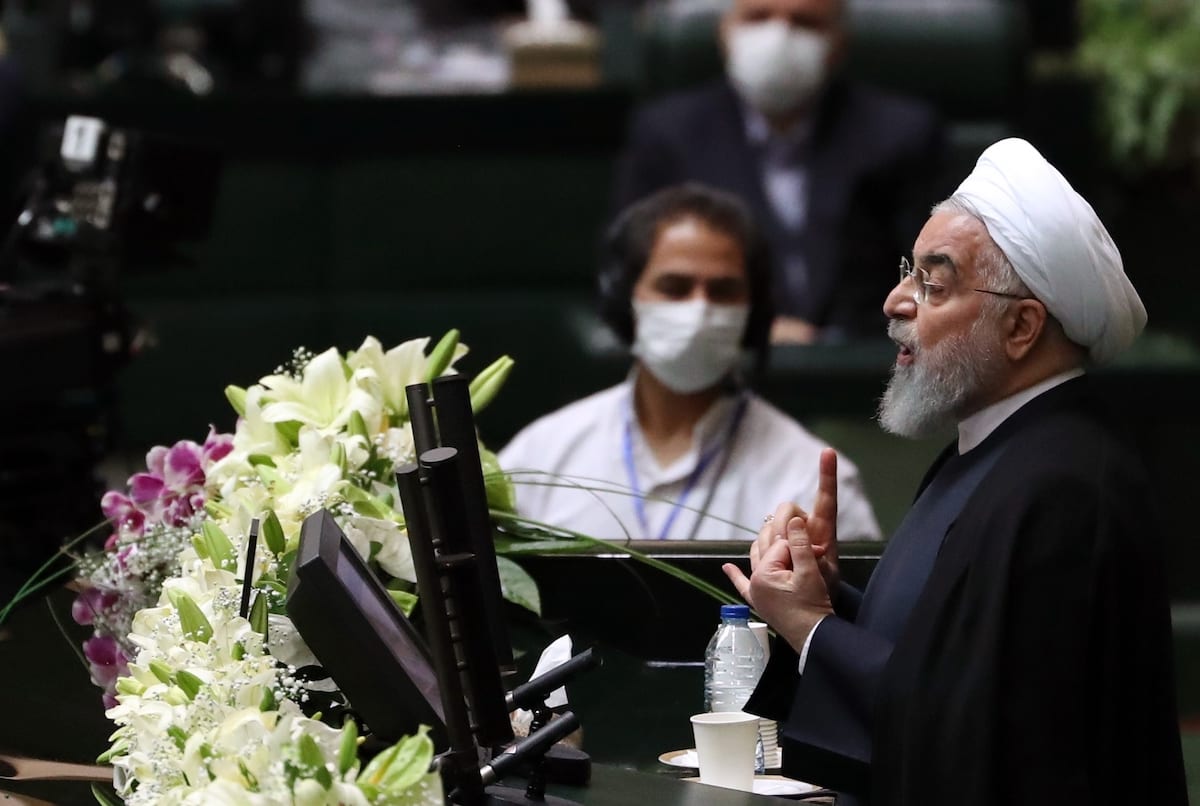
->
xmin=748 ymin=621 xmax=781 ymax=769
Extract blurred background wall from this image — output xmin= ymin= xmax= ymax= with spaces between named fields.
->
xmin=0 ymin=0 xmax=1197 ymax=761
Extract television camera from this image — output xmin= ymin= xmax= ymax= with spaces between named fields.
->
xmin=0 ymin=114 xmax=219 ymax=596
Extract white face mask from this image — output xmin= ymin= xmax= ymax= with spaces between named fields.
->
xmin=631 ymin=299 xmax=750 ymax=394
xmin=727 ymin=20 xmax=830 ymax=117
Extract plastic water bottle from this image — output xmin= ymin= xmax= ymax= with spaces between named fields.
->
xmin=704 ymin=604 xmax=766 ymax=772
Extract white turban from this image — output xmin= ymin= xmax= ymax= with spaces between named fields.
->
xmin=952 ymin=137 xmax=1145 ymax=364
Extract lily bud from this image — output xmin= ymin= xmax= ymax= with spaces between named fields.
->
xmin=424 ymin=329 xmax=461 ymax=382
xmin=261 ymin=509 xmax=287 ymax=556
xmin=201 ymin=521 xmax=236 ymax=571
xmin=116 ymin=677 xmax=146 ymax=697
xmin=249 ymin=591 xmax=269 ymax=637
xmin=149 ymin=660 xmax=173 ymax=685
xmin=168 ymin=589 xmax=213 ymax=644
xmin=469 ymin=356 xmax=514 ymax=413
xmin=347 ymin=410 xmax=371 ymax=441
xmin=176 ymin=670 xmax=203 ymax=700
xmin=338 ymin=719 xmax=359 ymax=775
xmin=225 ymin=385 xmax=248 ymax=417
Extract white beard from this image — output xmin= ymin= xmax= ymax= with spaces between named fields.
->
xmin=878 ymin=317 xmax=1005 ymax=439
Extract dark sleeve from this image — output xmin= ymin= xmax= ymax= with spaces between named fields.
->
xmin=746 ymin=584 xmax=889 ymax=776
xmin=744 ymin=578 xmax=863 ymax=722
xmin=611 ymin=105 xmax=682 ymax=213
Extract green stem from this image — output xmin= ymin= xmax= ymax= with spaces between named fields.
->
xmin=490 ymin=510 xmax=740 ymax=607
xmin=0 ymin=563 xmax=79 ymax=624
xmin=0 ymin=518 xmax=109 ymax=625
xmin=491 ymin=470 xmax=758 ymax=536
xmin=46 ymin=596 xmax=90 ymax=672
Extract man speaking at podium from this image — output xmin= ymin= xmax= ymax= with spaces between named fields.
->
xmin=724 ymin=138 xmax=1188 ymax=805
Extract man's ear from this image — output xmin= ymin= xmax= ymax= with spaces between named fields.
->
xmin=1005 ymin=299 xmax=1047 ymax=361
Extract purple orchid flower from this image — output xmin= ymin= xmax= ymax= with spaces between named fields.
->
xmin=71 ymin=587 xmax=119 ymax=626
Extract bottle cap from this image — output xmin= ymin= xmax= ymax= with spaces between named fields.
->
xmin=720 ymin=604 xmax=750 ymax=620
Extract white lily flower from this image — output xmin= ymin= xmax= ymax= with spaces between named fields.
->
xmin=347 ymin=335 xmax=468 ymax=419
xmin=259 ymin=348 xmax=385 ymax=435
xmin=343 ymin=515 xmax=415 ymax=582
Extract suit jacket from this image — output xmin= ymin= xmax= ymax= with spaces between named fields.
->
xmin=614 ymin=79 xmax=944 ymax=337
xmin=747 ymin=377 xmax=1188 ymax=805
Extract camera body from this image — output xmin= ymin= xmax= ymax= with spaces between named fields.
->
xmin=12 ymin=115 xmax=219 ymax=277
xmin=0 ymin=115 xmax=220 ymax=592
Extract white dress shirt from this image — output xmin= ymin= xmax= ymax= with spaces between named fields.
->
xmin=498 ymin=377 xmax=881 ymax=542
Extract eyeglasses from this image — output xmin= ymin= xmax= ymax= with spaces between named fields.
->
xmin=899 ymin=257 xmax=1030 ymax=305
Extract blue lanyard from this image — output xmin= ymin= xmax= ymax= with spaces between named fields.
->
xmin=622 ymin=395 xmax=748 ymax=540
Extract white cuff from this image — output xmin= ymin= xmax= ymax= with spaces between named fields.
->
xmin=796 ymin=615 xmax=828 ymax=675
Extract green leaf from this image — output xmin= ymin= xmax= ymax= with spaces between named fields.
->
xmin=496 ymin=556 xmax=540 ymax=615
xmin=224 ymin=385 xmax=248 ymax=417
xmin=275 ymin=420 xmax=302 ymax=448
xmin=361 ymin=744 xmax=399 ymax=787
xmin=425 ymin=329 xmax=461 ymax=381
xmin=343 ymin=486 xmax=390 ymax=519
xmin=238 ymin=758 xmax=260 ymax=792
xmin=387 ymin=589 xmax=419 ymax=616
xmin=256 ymin=463 xmax=283 ymax=489
xmin=167 ymin=725 xmax=188 ymax=750
xmin=91 ymin=783 xmax=122 ymax=806
xmin=261 ymin=510 xmax=286 ymax=556
xmin=247 ymin=454 xmax=277 ymax=468
xmin=204 ymin=500 xmax=233 ymax=520
xmin=260 ymin=685 xmax=276 ymax=712
xmin=480 ymin=449 xmax=515 ymax=513
xmin=362 ymin=726 xmax=435 ymax=794
xmin=347 ymin=410 xmax=370 ymax=441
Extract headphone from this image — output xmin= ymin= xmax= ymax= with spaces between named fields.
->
xmin=597 ymin=184 xmax=775 ymax=370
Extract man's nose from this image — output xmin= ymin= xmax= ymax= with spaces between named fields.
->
xmin=883 ymin=281 xmax=916 ymax=320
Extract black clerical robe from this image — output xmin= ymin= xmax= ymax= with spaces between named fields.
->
xmin=747 ymin=377 xmax=1188 ymax=805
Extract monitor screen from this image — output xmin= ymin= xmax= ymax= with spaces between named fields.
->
xmin=286 ymin=509 xmax=447 ymax=747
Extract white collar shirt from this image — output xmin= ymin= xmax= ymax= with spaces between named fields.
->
xmin=498 ymin=378 xmax=881 ymax=542
xmin=957 ymin=368 xmax=1086 ymax=454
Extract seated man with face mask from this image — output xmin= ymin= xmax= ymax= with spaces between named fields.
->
xmin=499 ymin=184 xmax=881 ymax=541
xmin=615 ymin=0 xmax=944 ymax=345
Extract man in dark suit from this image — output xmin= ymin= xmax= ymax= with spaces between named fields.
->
xmin=614 ymin=0 xmax=944 ymax=343
xmin=724 ymin=138 xmax=1188 ymax=805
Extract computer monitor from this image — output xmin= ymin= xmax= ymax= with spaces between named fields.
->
xmin=286 ymin=509 xmax=447 ymax=747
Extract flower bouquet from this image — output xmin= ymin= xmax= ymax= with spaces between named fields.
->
xmin=58 ymin=331 xmax=523 ymax=805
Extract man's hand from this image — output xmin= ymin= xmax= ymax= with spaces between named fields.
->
xmin=808 ymin=448 xmax=841 ymax=593
xmin=722 ymin=448 xmax=843 ymax=652
xmin=723 ymin=517 xmax=833 ymax=654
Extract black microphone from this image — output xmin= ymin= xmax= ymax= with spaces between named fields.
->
xmin=505 ymin=648 xmax=601 ymax=713
xmin=480 ymin=711 xmax=581 ymax=785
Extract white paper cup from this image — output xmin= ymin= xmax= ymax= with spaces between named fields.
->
xmin=748 ymin=621 xmax=770 ymax=660
xmin=689 ymin=711 xmax=760 ymax=791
